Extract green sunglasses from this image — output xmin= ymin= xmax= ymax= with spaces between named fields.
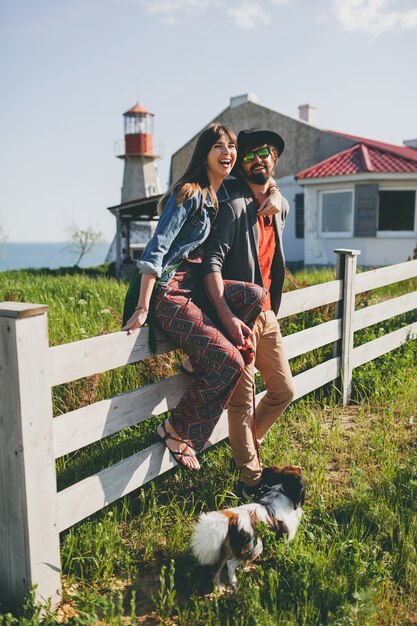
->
xmin=242 ymin=146 xmax=270 ymax=163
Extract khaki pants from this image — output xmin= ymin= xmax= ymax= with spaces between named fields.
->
xmin=228 ymin=310 xmax=295 ymax=486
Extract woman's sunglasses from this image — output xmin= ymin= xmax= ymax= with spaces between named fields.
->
xmin=242 ymin=146 xmax=270 ymax=164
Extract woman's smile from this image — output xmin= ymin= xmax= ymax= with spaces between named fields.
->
xmin=206 ymin=131 xmax=237 ymax=188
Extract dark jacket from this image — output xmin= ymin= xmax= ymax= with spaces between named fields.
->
xmin=201 ymin=178 xmax=289 ymax=315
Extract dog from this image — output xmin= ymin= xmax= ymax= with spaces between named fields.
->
xmin=191 ymin=466 xmax=305 ymax=590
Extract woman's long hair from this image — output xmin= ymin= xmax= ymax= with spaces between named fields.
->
xmin=157 ymin=122 xmax=237 ymax=215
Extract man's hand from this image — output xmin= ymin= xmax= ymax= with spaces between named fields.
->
xmin=258 ymin=189 xmax=282 ymax=216
xmin=221 ymin=313 xmax=252 ymax=347
xmin=204 ymin=272 xmax=252 ymax=346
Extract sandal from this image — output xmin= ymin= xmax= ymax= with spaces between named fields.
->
xmin=157 ymin=420 xmax=201 ymax=471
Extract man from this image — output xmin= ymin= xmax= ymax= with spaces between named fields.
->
xmin=201 ymin=129 xmax=295 ymax=499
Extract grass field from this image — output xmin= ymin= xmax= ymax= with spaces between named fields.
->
xmin=0 ymin=266 xmax=416 ymax=625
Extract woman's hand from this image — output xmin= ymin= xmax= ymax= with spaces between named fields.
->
xmin=257 ymin=188 xmax=282 ymax=216
xmin=122 ymin=308 xmax=148 ymax=333
xmin=123 ymin=274 xmax=156 ymax=333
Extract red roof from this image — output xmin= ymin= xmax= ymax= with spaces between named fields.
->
xmin=296 ymin=141 xmax=417 ymax=180
xmin=124 ymin=102 xmax=153 ymax=116
xmin=331 ymin=131 xmax=417 ymax=161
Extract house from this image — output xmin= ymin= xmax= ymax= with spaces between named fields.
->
xmin=295 ymin=137 xmax=417 ymax=266
xmin=171 ymin=94 xmax=417 ymax=266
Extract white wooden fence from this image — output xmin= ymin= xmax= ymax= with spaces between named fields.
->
xmin=1 ymin=249 xmax=416 ymax=609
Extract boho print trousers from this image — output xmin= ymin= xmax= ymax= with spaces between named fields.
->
xmin=153 ymin=264 xmax=266 ymax=452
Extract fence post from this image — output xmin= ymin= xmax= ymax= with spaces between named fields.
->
xmin=0 ymin=302 xmax=61 ymax=609
xmin=334 ymin=249 xmax=361 ymax=405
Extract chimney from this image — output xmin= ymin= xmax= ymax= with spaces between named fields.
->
xmin=230 ymin=93 xmax=258 ymax=108
xmin=298 ymin=103 xmax=317 ymax=125
xmin=403 ymin=139 xmax=417 ymax=150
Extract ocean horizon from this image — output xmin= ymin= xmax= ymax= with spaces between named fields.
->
xmin=0 ymin=242 xmax=110 ymax=272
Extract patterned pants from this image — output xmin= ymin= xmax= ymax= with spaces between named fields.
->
xmin=154 ymin=262 xmax=266 ymax=452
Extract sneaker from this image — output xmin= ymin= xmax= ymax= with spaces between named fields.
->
xmin=239 ymin=480 xmax=272 ymax=502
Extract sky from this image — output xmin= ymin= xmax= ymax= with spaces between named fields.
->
xmin=1 ymin=0 xmax=416 ymax=243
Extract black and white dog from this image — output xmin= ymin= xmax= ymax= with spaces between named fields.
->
xmin=191 ymin=466 xmax=305 ymax=590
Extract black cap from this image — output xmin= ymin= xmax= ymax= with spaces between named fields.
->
xmin=238 ymin=129 xmax=285 ymax=157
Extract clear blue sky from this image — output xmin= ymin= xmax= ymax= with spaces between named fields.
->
xmin=1 ymin=0 xmax=416 ymax=242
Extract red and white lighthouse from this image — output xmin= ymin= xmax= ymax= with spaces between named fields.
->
xmin=117 ymin=102 xmax=162 ymax=202
xmin=107 ymin=103 xmax=162 ymax=274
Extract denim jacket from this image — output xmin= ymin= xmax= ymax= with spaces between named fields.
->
xmin=137 ymin=184 xmax=229 ymax=285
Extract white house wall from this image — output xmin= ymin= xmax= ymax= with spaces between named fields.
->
xmin=279 ymin=176 xmax=305 ymax=263
xmin=304 ymin=180 xmax=417 ymax=266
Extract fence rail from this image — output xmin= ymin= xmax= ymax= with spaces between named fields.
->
xmin=1 ymin=250 xmax=416 ymax=608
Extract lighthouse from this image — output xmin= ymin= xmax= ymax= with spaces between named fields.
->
xmin=118 ymin=102 xmax=162 ymax=201
xmin=107 ymin=103 xmax=162 ymax=276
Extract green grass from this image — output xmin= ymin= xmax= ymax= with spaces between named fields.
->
xmin=0 ymin=265 xmax=416 ymax=625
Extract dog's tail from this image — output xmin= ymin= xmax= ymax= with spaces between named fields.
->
xmin=191 ymin=512 xmax=229 ymax=565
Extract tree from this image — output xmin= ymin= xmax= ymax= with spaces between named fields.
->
xmin=65 ymin=218 xmax=105 ymax=267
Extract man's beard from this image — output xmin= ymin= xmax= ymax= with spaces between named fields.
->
xmin=243 ymin=163 xmax=273 ymax=185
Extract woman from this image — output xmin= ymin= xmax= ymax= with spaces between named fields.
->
xmin=123 ymin=123 xmax=276 ymax=470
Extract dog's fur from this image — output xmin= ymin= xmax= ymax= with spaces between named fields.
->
xmin=191 ymin=466 xmax=305 ymax=590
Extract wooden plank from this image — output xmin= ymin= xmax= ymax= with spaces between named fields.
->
xmin=355 ymin=259 xmax=417 ymax=294
xmin=53 ymin=319 xmax=343 ymax=458
xmin=50 ymin=278 xmax=343 ymax=386
xmin=333 ymin=248 xmax=361 ymax=256
xmin=57 ymin=440 xmax=177 ymax=531
xmin=338 ymin=251 xmax=360 ymax=404
xmin=353 ymin=291 xmax=417 ymax=332
xmin=53 ymin=375 xmax=189 ymax=458
xmin=333 ymin=253 xmax=344 ymax=363
xmin=57 ymin=356 xmax=340 ymax=531
xmin=352 ymin=321 xmax=417 ymax=368
xmin=284 ymin=320 xmax=341 ymax=359
xmin=257 ymin=358 xmax=340 ymax=403
xmin=0 ymin=302 xmax=49 ymax=319
xmin=292 ymin=357 xmax=340 ymax=400
xmin=49 ymin=328 xmax=176 ymax=387
xmin=57 ymin=410 xmax=229 ymax=532
xmin=0 ymin=311 xmax=61 ymax=608
xmin=278 ymin=280 xmax=342 ymax=319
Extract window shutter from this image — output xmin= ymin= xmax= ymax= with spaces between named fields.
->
xmin=295 ymin=193 xmax=304 ymax=239
xmin=354 ymin=184 xmax=378 ymax=237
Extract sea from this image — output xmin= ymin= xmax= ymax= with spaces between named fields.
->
xmin=0 ymin=242 xmax=110 ymax=272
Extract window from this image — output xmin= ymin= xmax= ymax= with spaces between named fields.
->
xmin=378 ymin=190 xmax=416 ymax=232
xmin=320 ymin=190 xmax=354 ymax=237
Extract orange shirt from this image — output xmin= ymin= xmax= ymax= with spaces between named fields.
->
xmin=257 ymin=214 xmax=276 ymax=311
xmin=251 ymin=192 xmax=276 ymax=311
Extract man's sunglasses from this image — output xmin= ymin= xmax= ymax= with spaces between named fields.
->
xmin=242 ymin=146 xmax=271 ymax=164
